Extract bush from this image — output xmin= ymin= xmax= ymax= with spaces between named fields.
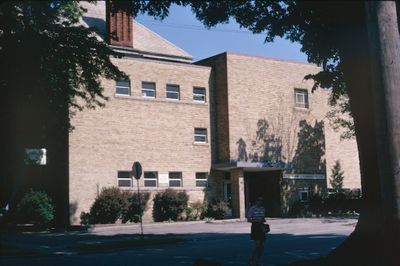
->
xmin=205 ymin=200 xmax=229 ymax=220
xmin=15 ymin=189 xmax=55 ymax=227
xmin=152 ymin=189 xmax=188 ymax=222
xmin=88 ymin=187 xmax=130 ymax=224
xmin=121 ymin=192 xmax=150 ymax=223
xmin=185 ymin=201 xmax=208 ymax=221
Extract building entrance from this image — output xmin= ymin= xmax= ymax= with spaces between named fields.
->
xmin=245 ymin=171 xmax=282 ymax=217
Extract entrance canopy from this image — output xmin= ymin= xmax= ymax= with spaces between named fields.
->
xmin=213 ymin=161 xmax=285 ymax=172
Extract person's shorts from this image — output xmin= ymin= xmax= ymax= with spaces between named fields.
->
xmin=250 ymin=222 xmax=266 ymax=241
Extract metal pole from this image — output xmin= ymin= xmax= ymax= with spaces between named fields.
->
xmin=137 ymin=179 xmax=144 ymax=239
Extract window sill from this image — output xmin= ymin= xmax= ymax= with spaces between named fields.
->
xmin=293 ymin=107 xmax=310 ymax=112
xmin=193 ymin=142 xmax=209 ymax=146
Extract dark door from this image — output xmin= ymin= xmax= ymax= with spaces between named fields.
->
xmin=246 ymin=171 xmax=282 ymax=217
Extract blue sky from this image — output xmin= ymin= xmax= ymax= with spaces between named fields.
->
xmin=135 ymin=4 xmax=308 ymax=63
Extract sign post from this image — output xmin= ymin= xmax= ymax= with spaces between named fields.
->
xmin=132 ymin=161 xmax=143 ymax=239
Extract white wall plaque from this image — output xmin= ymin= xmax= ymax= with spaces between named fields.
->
xmin=158 ymin=174 xmax=169 ymax=184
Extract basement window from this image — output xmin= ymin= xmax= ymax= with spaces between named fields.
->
xmin=118 ymin=171 xmax=132 ymax=188
xmin=169 ymin=172 xmax=182 ymax=187
xmin=195 ymin=173 xmax=208 ymax=187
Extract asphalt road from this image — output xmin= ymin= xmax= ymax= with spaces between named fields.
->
xmin=0 ymin=217 xmax=357 ymax=266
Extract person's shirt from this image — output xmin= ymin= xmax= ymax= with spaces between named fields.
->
xmin=247 ymin=205 xmax=266 ymax=223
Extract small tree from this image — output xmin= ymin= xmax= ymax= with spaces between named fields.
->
xmin=15 ymin=189 xmax=55 ymax=227
xmin=330 ymin=160 xmax=345 ymax=193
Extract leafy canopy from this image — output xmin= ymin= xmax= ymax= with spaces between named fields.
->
xmin=0 ymin=1 xmax=126 ymax=128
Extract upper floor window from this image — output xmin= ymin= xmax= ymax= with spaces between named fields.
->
xmin=142 ymin=82 xmax=156 ymax=98
xmin=195 ymin=172 xmax=208 ymax=187
xmin=294 ymin=88 xmax=309 ymax=109
xmin=116 ymin=80 xmax=130 ymax=96
xmin=117 ymin=171 xmax=132 ymax=188
xmin=193 ymin=87 xmax=206 ymax=102
xmin=166 ymin=84 xmax=180 ymax=100
xmin=194 ymin=128 xmax=207 ymax=143
xmin=169 ymin=172 xmax=182 ymax=187
xmin=144 ymin=171 xmax=158 ymax=187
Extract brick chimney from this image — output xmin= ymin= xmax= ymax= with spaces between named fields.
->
xmin=105 ymin=1 xmax=133 ymax=47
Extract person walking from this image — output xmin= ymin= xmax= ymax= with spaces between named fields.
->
xmin=247 ymin=196 xmax=267 ymax=266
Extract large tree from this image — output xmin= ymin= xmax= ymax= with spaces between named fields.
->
xmin=121 ymin=0 xmax=399 ymax=264
xmin=0 ymin=1 xmax=125 ymax=226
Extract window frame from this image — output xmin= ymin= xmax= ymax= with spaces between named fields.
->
xmin=144 ymin=171 xmax=158 ymax=188
xmin=193 ymin=87 xmax=206 ymax=102
xmin=166 ymin=84 xmax=180 ymax=100
xmin=194 ymin=128 xmax=207 ymax=143
xmin=294 ymin=88 xmax=309 ymax=109
xmin=298 ymin=188 xmax=310 ymax=202
xmin=142 ymin=81 xmax=156 ymax=98
xmin=115 ymin=80 xmax=131 ymax=96
xmin=169 ymin=172 xmax=182 ymax=187
xmin=195 ymin=172 xmax=208 ymax=187
xmin=117 ymin=171 xmax=132 ymax=188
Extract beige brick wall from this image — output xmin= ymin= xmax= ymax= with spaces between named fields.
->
xmin=69 ymin=57 xmax=212 ymax=224
xmin=200 ymin=52 xmax=360 ymax=190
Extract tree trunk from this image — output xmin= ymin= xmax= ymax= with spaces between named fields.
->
xmin=324 ymin=2 xmax=384 ymax=265
xmin=365 ymin=1 xmax=400 ymax=264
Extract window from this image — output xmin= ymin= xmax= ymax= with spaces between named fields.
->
xmin=195 ymin=173 xmax=208 ymax=187
xmin=166 ymin=84 xmax=180 ymax=100
xmin=294 ymin=88 xmax=309 ymax=109
xmin=142 ymin=82 xmax=156 ymax=98
xmin=194 ymin=128 xmax=207 ymax=143
xmin=116 ymin=80 xmax=130 ymax=95
xmin=193 ymin=87 xmax=206 ymax=102
xmin=118 ymin=171 xmax=132 ymax=188
xmin=169 ymin=172 xmax=182 ymax=187
xmin=298 ymin=188 xmax=309 ymax=202
xmin=144 ymin=172 xmax=158 ymax=187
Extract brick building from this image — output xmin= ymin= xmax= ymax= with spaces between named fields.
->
xmin=68 ymin=2 xmax=361 ymax=224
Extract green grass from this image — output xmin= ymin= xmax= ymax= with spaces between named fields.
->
xmin=72 ymin=236 xmax=184 ymax=252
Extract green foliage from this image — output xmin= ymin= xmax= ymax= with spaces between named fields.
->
xmin=0 ymin=1 xmax=126 ymax=130
xmin=81 ymin=189 xmax=150 ymax=225
xmin=122 ymin=192 xmax=150 ymax=223
xmin=330 ymin=160 xmax=345 ymax=192
xmin=205 ymin=200 xmax=229 ymax=220
xmin=15 ymin=189 xmax=55 ymax=227
xmin=152 ymin=189 xmax=189 ymax=222
xmin=185 ymin=201 xmax=208 ymax=221
xmin=88 ymin=187 xmax=130 ymax=224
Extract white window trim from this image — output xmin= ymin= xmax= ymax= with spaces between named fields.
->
xmin=118 ymin=171 xmax=132 ymax=188
xmin=193 ymin=87 xmax=206 ymax=103
xmin=195 ymin=173 xmax=208 ymax=187
xmin=169 ymin=172 xmax=182 ymax=187
xmin=294 ymin=89 xmax=309 ymax=109
xmin=166 ymin=85 xmax=180 ymax=100
xmin=298 ymin=188 xmax=309 ymax=202
xmin=144 ymin=172 xmax=158 ymax=187
xmin=142 ymin=82 xmax=156 ymax=98
xmin=115 ymin=81 xmax=131 ymax=96
xmin=194 ymin=128 xmax=207 ymax=144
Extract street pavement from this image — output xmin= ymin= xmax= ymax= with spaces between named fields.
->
xmin=0 ymin=217 xmax=357 ymax=266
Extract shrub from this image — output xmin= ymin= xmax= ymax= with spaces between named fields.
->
xmin=121 ymin=192 xmax=150 ymax=223
xmin=152 ymin=189 xmax=188 ymax=222
xmin=15 ymin=189 xmax=55 ymax=227
xmin=89 ymin=187 xmax=130 ymax=224
xmin=205 ymin=200 xmax=229 ymax=220
xmin=185 ymin=201 xmax=208 ymax=221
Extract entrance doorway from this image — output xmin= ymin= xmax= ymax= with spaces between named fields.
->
xmin=223 ymin=179 xmax=233 ymax=217
xmin=245 ymin=171 xmax=282 ymax=217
